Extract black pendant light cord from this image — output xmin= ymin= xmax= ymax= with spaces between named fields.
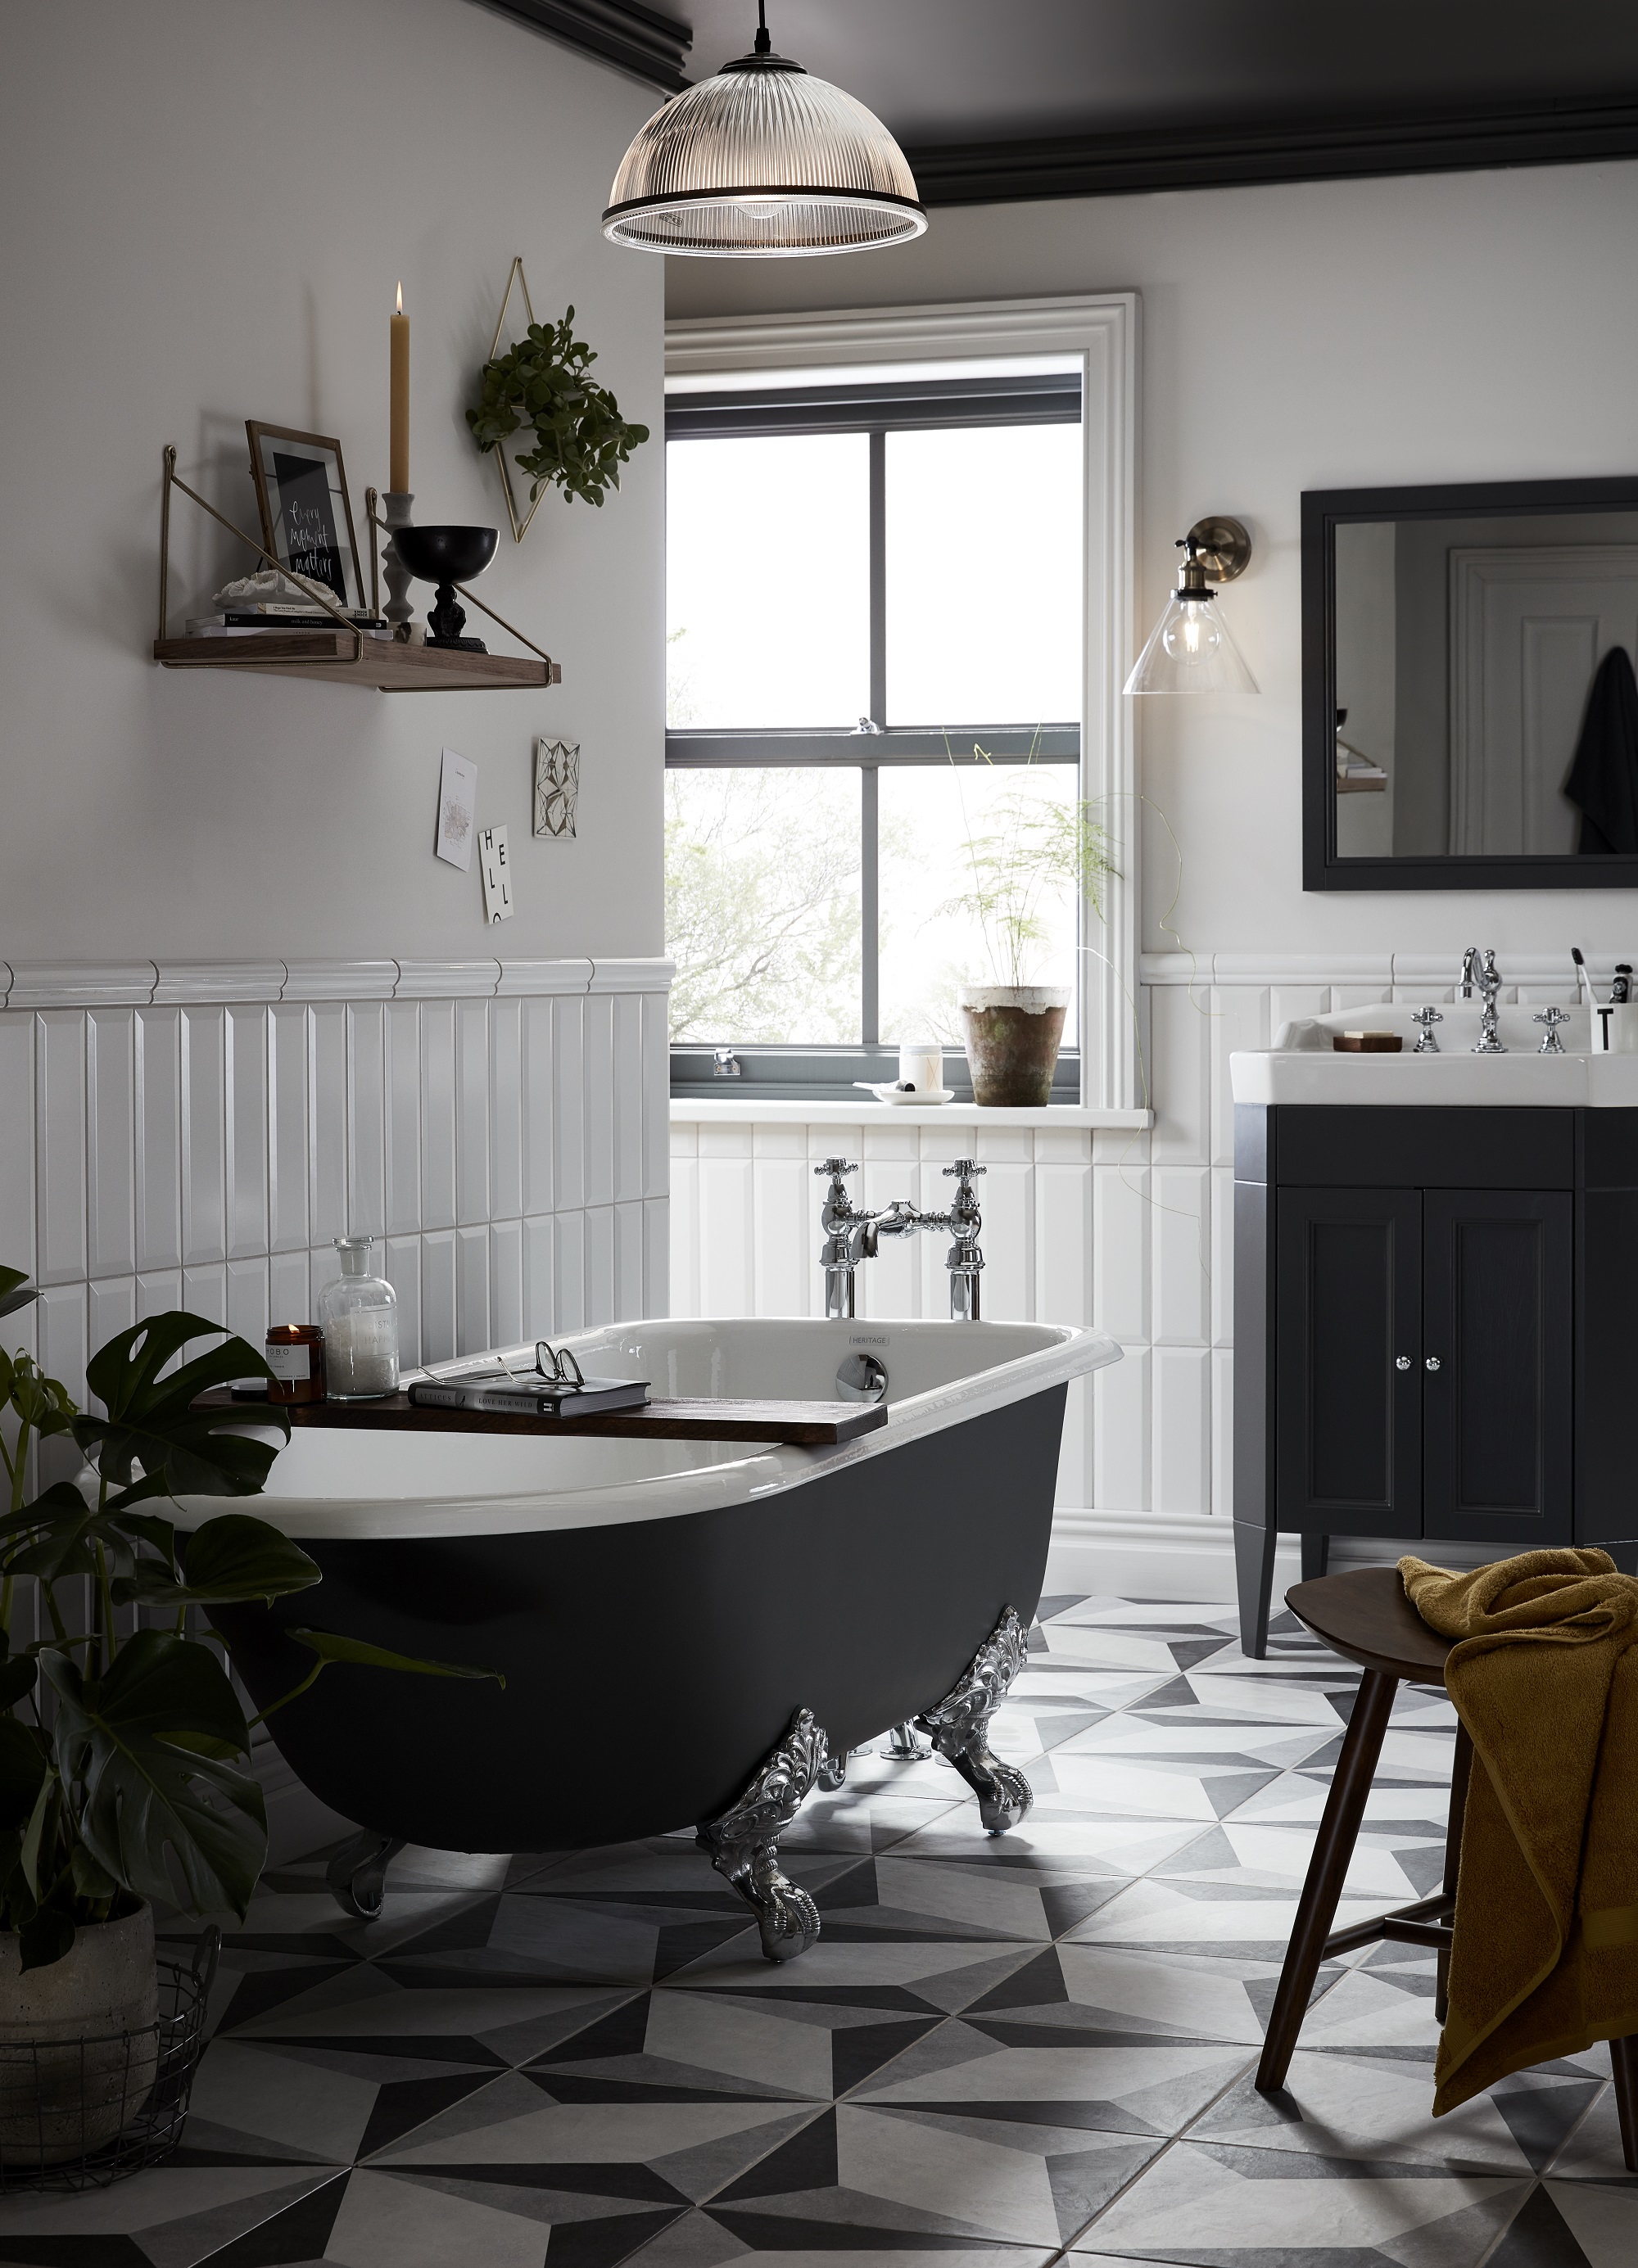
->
xmin=754 ymin=1 xmax=771 ymax=56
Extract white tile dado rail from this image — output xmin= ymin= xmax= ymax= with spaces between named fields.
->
xmin=670 ymin=950 xmax=1587 ymax=1600
xmin=0 ymin=957 xmax=673 ymax=1412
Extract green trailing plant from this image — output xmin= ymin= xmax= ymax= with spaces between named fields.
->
xmin=468 ymin=307 xmax=649 ymax=507
xmin=941 ymin=744 xmax=1117 ymax=990
xmin=0 ymin=1264 xmax=499 ymax=1972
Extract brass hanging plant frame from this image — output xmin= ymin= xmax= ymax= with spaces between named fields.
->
xmin=471 ymin=256 xmax=650 ymax=545
xmin=484 ymin=256 xmax=543 ymax=544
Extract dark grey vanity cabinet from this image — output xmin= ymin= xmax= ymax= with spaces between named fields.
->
xmin=1234 ymin=1104 xmax=1627 ymax=1656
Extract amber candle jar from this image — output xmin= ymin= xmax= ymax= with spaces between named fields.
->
xmin=265 ymin=1323 xmax=326 ymax=1404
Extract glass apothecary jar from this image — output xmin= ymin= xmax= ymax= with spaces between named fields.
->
xmin=317 ymin=1236 xmax=399 ymax=1401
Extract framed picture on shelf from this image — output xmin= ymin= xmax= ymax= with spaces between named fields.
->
xmin=245 ymin=422 xmax=367 ymax=612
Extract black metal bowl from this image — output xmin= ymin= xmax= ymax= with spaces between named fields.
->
xmin=391 ymin=525 xmax=497 ymax=584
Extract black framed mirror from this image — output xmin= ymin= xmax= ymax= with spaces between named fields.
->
xmin=1303 ymin=475 xmax=1638 ymax=890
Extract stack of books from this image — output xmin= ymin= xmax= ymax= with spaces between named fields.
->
xmin=186 ymin=603 xmax=390 ymax=638
xmin=408 ymin=1367 xmax=650 ymax=1419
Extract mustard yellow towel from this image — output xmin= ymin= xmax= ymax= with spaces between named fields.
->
xmin=1399 ymin=1548 xmax=1638 ymax=2113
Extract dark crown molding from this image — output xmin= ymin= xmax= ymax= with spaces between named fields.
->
xmin=905 ymin=97 xmax=1638 ymax=206
xmin=478 ymin=0 xmax=691 ymax=93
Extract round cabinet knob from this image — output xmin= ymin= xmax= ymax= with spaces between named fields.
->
xmin=1395 ymin=1355 xmax=1411 ymax=1371
xmin=1425 ymin=1356 xmax=1441 ymax=1371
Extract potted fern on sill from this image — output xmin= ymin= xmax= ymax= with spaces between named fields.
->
xmin=0 ymin=1263 xmax=493 ymax=2164
xmin=941 ymin=758 xmax=1115 ymax=1106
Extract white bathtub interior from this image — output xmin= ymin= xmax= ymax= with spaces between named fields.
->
xmin=180 ymin=1317 xmax=1115 ymax=1540
xmin=452 ymin=1317 xmax=1072 ymax=1407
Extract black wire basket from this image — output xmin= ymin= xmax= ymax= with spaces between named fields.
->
xmin=0 ymin=1929 xmax=219 ymax=2193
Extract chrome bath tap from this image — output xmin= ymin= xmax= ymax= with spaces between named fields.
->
xmin=814 ymin=1159 xmax=987 ymax=1321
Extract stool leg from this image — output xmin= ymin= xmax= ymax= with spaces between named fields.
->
xmin=1435 ymin=1721 xmax=1472 ymax=2026
xmin=1256 ymin=1666 xmax=1399 ymax=2094
xmin=1612 ymin=2035 xmax=1638 ymax=2173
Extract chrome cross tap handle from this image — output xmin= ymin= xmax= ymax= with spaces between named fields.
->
xmin=942 ymin=1161 xmax=986 ymax=1323
xmin=815 ymin=1160 xmax=867 ymax=1320
xmin=1536 ymin=1005 xmax=1571 ymax=1055
xmin=1411 ymin=1006 xmax=1443 ymax=1053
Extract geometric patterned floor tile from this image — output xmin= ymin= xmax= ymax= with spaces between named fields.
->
xmin=1077 ymin=2138 xmax=1536 ymax=2266
xmin=0 ymin=1591 xmax=1622 ymax=2268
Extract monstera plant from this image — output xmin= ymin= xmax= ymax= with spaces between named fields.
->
xmin=0 ymin=1264 xmax=493 ymax=1977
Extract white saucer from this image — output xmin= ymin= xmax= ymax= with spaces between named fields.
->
xmin=853 ymin=1082 xmax=957 ymax=1107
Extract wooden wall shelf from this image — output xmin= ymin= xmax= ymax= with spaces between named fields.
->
xmin=154 ymin=633 xmax=560 ymax=694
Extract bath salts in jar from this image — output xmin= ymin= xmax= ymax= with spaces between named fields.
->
xmin=318 ymin=1236 xmax=399 ymax=1400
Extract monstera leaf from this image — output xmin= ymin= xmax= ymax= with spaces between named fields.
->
xmin=42 ymin=1630 xmax=265 ymax=1920
xmin=0 ymin=1265 xmax=36 ymax=1321
xmin=289 ymin=1628 xmax=504 ymax=1683
xmin=73 ymin=1314 xmax=289 ymax=1500
xmin=113 ymin=1513 xmax=321 ymax=1610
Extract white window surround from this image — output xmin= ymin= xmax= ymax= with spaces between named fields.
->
xmin=664 ymin=293 xmax=1142 ymax=1112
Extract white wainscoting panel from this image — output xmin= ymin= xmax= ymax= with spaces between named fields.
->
xmin=667 ymin=953 xmax=1545 ymax=1598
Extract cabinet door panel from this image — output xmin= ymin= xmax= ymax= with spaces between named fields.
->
xmin=1423 ymin=1190 xmax=1572 ymax=1543
xmin=1275 ymin=1189 xmax=1421 ymax=1535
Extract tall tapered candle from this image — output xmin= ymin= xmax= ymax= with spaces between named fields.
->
xmin=389 ymin=282 xmax=410 ymax=493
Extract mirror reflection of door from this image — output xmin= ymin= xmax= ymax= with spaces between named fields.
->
xmin=1333 ymin=508 xmax=1638 ymax=861
xmin=1451 ymin=546 xmax=1638 ymax=855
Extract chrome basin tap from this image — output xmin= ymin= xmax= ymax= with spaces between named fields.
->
xmin=814 ymin=1158 xmax=987 ymax=1321
xmin=1472 ymin=948 xmax=1506 ymax=1053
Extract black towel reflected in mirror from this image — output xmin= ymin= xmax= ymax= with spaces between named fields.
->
xmin=1566 ymin=645 xmax=1638 ymax=853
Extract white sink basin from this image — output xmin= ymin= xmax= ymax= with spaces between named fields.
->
xmin=1231 ymin=1002 xmax=1638 ymax=1106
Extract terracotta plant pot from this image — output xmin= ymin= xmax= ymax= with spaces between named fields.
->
xmin=0 ymin=1903 xmax=159 ymax=2163
xmin=958 ymin=987 xmax=1070 ymax=1106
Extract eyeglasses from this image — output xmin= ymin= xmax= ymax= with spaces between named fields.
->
xmin=533 ymin=1341 xmax=586 ymax=1390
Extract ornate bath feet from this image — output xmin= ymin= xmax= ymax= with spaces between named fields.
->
xmin=699 ymin=1706 xmax=834 ymax=1962
xmin=326 ymin=1828 xmax=408 ymax=1919
xmin=914 ymin=1605 xmax=1034 ymax=1833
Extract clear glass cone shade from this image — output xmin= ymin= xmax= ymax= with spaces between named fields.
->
xmin=604 ymin=64 xmax=926 ymax=257
xmin=1123 ymin=592 xmax=1260 ymax=694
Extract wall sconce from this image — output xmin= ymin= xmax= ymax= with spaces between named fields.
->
xmin=1124 ymin=517 xmax=1260 ymax=694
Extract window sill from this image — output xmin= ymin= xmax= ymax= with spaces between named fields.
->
xmin=670 ymin=1098 xmax=1152 ymax=1128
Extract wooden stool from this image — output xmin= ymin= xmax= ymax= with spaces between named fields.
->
xmin=1256 ymin=1565 xmax=1638 ymax=2169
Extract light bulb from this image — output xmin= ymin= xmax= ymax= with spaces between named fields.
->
xmin=1162 ymin=599 xmax=1222 ymax=666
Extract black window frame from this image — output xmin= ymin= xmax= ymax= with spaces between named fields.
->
xmin=666 ymin=371 xmax=1085 ymax=1103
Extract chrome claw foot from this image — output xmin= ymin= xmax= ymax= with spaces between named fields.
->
xmin=326 ymin=1828 xmax=407 ymax=1920
xmin=817 ymin=1753 xmax=848 ymax=1791
xmin=700 ymin=1706 xmax=831 ymax=1962
xmin=880 ymin=1721 xmax=933 ymax=1761
xmin=915 ymin=1606 xmax=1034 ymax=1835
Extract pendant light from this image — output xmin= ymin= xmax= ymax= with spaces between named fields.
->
xmin=603 ymin=2 xmax=927 ymax=259
xmin=1124 ymin=518 xmax=1260 ymax=694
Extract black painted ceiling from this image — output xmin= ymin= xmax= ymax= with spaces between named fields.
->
xmin=483 ymin=0 xmax=1638 ymax=200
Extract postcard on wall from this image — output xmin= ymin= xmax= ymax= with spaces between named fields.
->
xmin=479 ymin=824 xmax=514 ymax=923
xmin=436 ymin=747 xmax=477 ymax=870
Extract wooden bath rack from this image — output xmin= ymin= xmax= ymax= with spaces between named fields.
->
xmin=193 ymin=1389 xmax=886 ymax=1447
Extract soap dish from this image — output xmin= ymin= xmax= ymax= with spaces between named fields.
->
xmin=1333 ymin=1032 xmax=1403 ymax=1053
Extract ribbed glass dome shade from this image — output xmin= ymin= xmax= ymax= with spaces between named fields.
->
xmin=604 ymin=56 xmax=927 ymax=258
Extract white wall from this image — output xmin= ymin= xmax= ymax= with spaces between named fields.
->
xmin=0 ymin=0 xmax=665 ymax=968
xmin=666 ymin=156 xmax=1638 ymax=965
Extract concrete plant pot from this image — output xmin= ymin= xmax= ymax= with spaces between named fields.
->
xmin=958 ymin=986 xmax=1070 ymax=1106
xmin=0 ymin=1903 xmax=159 ymax=2163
